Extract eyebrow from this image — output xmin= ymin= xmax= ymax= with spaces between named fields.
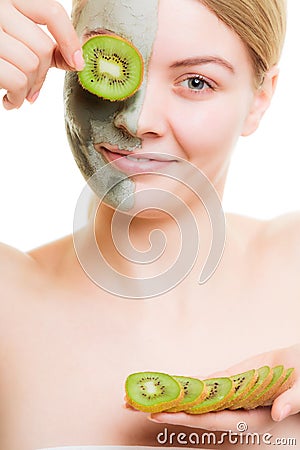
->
xmin=83 ymin=29 xmax=114 ymax=38
xmin=82 ymin=32 xmax=235 ymax=76
xmin=170 ymin=57 xmax=235 ymax=74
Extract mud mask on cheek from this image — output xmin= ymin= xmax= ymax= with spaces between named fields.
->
xmin=64 ymin=0 xmax=159 ymax=209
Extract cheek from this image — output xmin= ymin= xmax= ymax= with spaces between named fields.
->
xmin=172 ymin=94 xmax=251 ymax=161
xmin=64 ymin=72 xmax=141 ymax=152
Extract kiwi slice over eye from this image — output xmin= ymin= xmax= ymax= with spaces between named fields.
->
xmin=230 ymin=366 xmax=274 ymax=410
xmin=245 ymin=365 xmax=286 ymax=409
xmin=166 ymin=376 xmax=207 ymax=412
xmin=262 ymin=367 xmax=295 ymax=407
xmin=187 ymin=377 xmax=234 ymax=414
xmin=78 ymin=34 xmax=144 ymax=101
xmin=125 ymin=372 xmax=184 ymax=413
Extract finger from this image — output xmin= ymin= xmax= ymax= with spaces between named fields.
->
xmin=0 ymin=31 xmax=39 ymax=96
xmin=12 ymin=0 xmax=84 ymax=70
xmin=0 ymin=59 xmax=28 ymax=109
xmin=150 ymin=408 xmax=275 ymax=433
xmin=2 ymin=11 xmax=57 ymax=99
xmin=51 ymin=45 xmax=75 ymax=71
xmin=271 ymin=378 xmax=300 ymax=422
xmin=223 ymin=351 xmax=279 ymax=377
xmin=1 ymin=11 xmax=73 ymax=98
xmin=223 ymin=345 xmax=300 ymax=377
xmin=25 ymin=36 xmax=55 ymax=100
xmin=196 ymin=351 xmax=280 ymax=382
xmin=124 ymin=403 xmax=139 ymax=412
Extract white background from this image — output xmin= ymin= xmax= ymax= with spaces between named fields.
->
xmin=0 ymin=1 xmax=299 ymax=252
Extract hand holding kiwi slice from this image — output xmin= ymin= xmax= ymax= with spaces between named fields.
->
xmin=78 ymin=34 xmax=144 ymax=101
xmin=125 ymin=366 xmax=295 ymax=414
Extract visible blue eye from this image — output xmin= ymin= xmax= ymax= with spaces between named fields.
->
xmin=180 ymin=76 xmax=213 ymax=91
xmin=187 ymin=77 xmax=205 ymax=90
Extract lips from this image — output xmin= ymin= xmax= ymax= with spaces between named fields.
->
xmin=94 ymin=143 xmax=178 ymax=174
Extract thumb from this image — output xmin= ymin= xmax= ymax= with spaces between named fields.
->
xmin=51 ymin=46 xmax=84 ymax=71
xmin=271 ymin=378 xmax=300 ymax=422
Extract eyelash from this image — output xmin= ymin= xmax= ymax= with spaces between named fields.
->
xmin=177 ymin=75 xmax=216 ymax=94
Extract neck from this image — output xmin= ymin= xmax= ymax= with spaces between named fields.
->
xmin=92 ymin=192 xmax=225 ymax=284
xmin=72 ymin=167 xmax=228 ymax=298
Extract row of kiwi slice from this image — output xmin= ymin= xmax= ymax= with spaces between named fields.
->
xmin=125 ymin=366 xmax=295 ymax=414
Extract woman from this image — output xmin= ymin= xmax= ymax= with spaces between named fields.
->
xmin=0 ymin=0 xmax=299 ymax=449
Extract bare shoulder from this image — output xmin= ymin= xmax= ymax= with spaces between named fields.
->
xmin=0 ymin=234 xmax=73 ymax=310
xmin=226 ymin=210 xmax=300 ymax=279
xmin=27 ymin=234 xmax=74 ymax=273
xmin=0 ymin=242 xmax=37 ymax=288
xmin=262 ymin=211 xmax=300 ymax=258
xmin=258 ymin=212 xmax=300 ymax=296
xmin=0 ymin=235 xmax=77 ymax=355
xmin=0 ymin=243 xmax=39 ymax=337
xmin=227 ymin=211 xmax=300 ymax=250
xmin=225 ymin=212 xmax=267 ymax=250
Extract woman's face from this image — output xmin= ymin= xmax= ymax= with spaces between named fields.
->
xmin=65 ymin=0 xmax=262 ymax=210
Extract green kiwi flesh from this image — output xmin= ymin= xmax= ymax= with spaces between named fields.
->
xmin=262 ymin=367 xmax=295 ymax=406
xmin=166 ymin=376 xmax=207 ymax=412
xmin=125 ymin=372 xmax=183 ymax=413
xmin=78 ymin=35 xmax=144 ymax=101
xmin=245 ymin=365 xmax=286 ymax=409
xmin=230 ymin=366 xmax=274 ymax=410
xmin=222 ymin=369 xmax=258 ymax=409
xmin=187 ymin=377 xmax=234 ymax=414
xmin=125 ymin=366 xmax=295 ymax=414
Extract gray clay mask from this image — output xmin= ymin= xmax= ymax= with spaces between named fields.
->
xmin=64 ymin=0 xmax=159 ymax=209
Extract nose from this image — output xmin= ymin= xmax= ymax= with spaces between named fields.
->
xmin=113 ymin=76 xmax=167 ymax=139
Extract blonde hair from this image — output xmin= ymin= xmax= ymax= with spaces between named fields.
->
xmin=72 ymin=0 xmax=287 ymax=87
xmin=199 ymin=0 xmax=287 ymax=87
xmin=72 ymin=0 xmax=87 ymax=28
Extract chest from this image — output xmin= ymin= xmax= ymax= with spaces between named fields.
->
xmin=1 ymin=273 xmax=299 ymax=449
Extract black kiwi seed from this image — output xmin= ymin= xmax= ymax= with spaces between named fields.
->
xmin=78 ymin=34 xmax=144 ymax=101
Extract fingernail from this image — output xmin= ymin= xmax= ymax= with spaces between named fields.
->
xmin=3 ymin=95 xmax=14 ymax=110
xmin=278 ymin=404 xmax=292 ymax=421
xmin=73 ymin=49 xmax=85 ymax=71
xmin=28 ymin=91 xmax=40 ymax=104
